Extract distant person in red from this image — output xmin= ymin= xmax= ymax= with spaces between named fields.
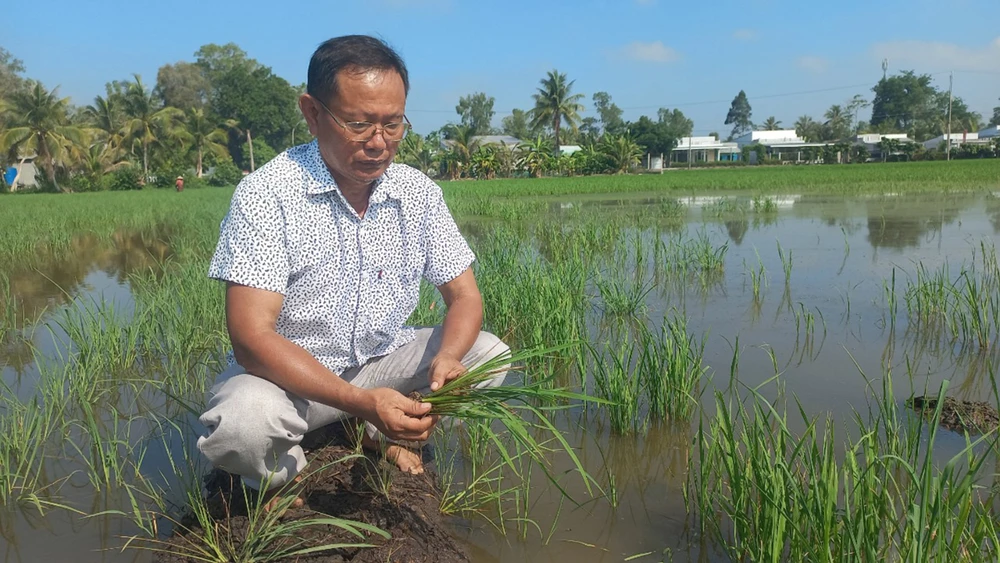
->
xmin=175 ymin=176 xmax=185 ymax=192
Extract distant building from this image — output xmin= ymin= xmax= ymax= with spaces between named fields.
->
xmin=734 ymin=130 xmax=829 ymax=163
xmin=3 ymin=155 xmax=38 ymax=190
xmin=922 ymin=131 xmax=982 ymax=150
xmin=734 ymin=130 xmax=806 ymax=147
xmin=977 ymin=125 xmax=999 ymax=139
xmin=440 ymin=135 xmax=523 ymax=152
xmin=669 ymin=136 xmax=740 ymax=164
xmin=854 ymin=133 xmax=912 ymax=160
xmin=472 ymin=135 xmax=523 ymax=147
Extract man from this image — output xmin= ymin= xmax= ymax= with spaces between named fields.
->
xmin=197 ymin=35 xmax=508 ymax=508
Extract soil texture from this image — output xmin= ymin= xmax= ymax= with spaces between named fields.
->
xmin=153 ymin=424 xmax=470 ymax=563
xmin=907 ymin=395 xmax=1000 ymax=435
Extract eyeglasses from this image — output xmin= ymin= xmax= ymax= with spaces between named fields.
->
xmin=314 ymin=98 xmax=411 ymax=143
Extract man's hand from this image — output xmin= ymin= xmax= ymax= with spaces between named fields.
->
xmin=359 ymin=387 xmax=438 ymax=442
xmin=429 ymin=354 xmax=467 ymax=392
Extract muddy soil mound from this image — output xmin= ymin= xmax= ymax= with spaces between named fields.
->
xmin=907 ymin=396 xmax=1000 ymax=436
xmin=154 ymin=426 xmax=470 ymax=563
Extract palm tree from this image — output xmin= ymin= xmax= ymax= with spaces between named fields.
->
xmin=599 ymin=133 xmax=642 ymax=174
xmin=123 ymin=74 xmax=184 ymax=178
xmin=824 ymin=105 xmax=850 ymax=140
xmin=530 ymin=70 xmax=585 ymax=156
xmin=84 ymin=91 xmax=127 ymax=162
xmin=185 ymin=108 xmax=229 ymax=178
xmin=794 ymin=115 xmax=821 ymax=142
xmin=760 ymin=116 xmax=782 ymax=131
xmin=2 ymin=82 xmax=86 ymax=190
xmin=442 ymin=124 xmax=479 ymax=178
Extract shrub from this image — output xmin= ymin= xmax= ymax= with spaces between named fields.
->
xmin=105 ymin=164 xmax=144 ymax=191
xmin=68 ymin=175 xmax=102 ymax=192
xmin=209 ymin=159 xmax=242 ymax=187
xmin=185 ymin=176 xmax=209 ymax=190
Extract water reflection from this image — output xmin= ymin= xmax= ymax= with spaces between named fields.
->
xmin=1 ymin=229 xmax=171 ymax=332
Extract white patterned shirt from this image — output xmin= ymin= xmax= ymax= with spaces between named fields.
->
xmin=208 ymin=140 xmax=475 ymax=375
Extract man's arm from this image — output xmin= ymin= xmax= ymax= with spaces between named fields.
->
xmin=225 ymin=282 xmax=437 ymax=441
xmin=428 ymin=267 xmax=484 ymax=391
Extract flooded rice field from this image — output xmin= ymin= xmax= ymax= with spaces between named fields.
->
xmin=3 ymin=189 xmax=1000 ymax=562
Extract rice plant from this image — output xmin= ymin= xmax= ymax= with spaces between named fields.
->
xmin=637 ymin=318 xmax=708 ymax=421
xmin=690 ymin=371 xmax=1000 ymax=562
xmin=419 ymin=343 xmax=602 ymax=496
xmin=777 ymin=240 xmax=792 ymax=284
xmin=589 ymin=338 xmax=644 ymax=435
xmin=596 ymin=274 xmax=652 ymax=319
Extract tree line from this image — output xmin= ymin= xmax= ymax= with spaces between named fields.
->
xmin=0 ymin=43 xmax=301 ymax=192
xmin=399 ymin=71 xmax=1000 ymax=179
xmin=2 ymin=41 xmax=998 ymax=191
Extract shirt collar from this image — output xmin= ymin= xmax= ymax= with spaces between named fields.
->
xmin=301 ymin=140 xmax=400 ymax=203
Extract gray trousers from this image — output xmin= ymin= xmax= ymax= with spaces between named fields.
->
xmin=197 ymin=328 xmax=509 ymax=490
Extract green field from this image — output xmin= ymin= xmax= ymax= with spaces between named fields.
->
xmin=3 ymin=163 xmax=1000 ymax=561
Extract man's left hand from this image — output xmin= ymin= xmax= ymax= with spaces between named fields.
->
xmin=429 ymin=354 xmax=467 ymax=392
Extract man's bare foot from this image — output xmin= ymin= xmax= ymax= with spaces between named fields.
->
xmin=361 ymin=432 xmax=424 ymax=474
xmin=262 ymin=476 xmax=304 ymax=514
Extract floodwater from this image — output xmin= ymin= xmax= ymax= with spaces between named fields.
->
xmin=2 ymin=192 xmax=999 ymax=562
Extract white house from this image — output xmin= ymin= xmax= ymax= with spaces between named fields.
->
xmin=734 ymin=130 xmax=806 ymax=148
xmin=669 ymin=136 xmax=740 ymax=164
xmin=922 ymin=131 xmax=982 ymax=150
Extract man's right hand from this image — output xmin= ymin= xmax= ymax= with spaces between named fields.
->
xmin=359 ymin=388 xmax=438 ymax=442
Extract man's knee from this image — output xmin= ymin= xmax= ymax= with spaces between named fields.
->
xmin=470 ymin=331 xmax=511 ymax=388
xmin=198 ymin=374 xmax=307 ymax=466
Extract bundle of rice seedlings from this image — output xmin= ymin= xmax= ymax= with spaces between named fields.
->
xmin=419 ymin=342 xmax=607 ymax=497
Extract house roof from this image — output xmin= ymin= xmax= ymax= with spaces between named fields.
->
xmin=472 ymin=135 xmax=522 ymax=145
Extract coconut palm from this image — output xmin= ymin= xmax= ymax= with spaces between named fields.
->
xmin=84 ymin=91 xmax=127 ymax=162
xmin=824 ymin=105 xmax=850 ymax=140
xmin=440 ymin=124 xmax=479 ymax=178
xmin=185 ymin=108 xmax=229 ymax=178
xmin=1 ymin=81 xmax=86 ymax=190
xmin=123 ymin=74 xmax=184 ymax=178
xmin=760 ymin=116 xmax=782 ymax=131
xmin=794 ymin=115 xmax=821 ymax=142
xmin=599 ymin=133 xmax=642 ymax=174
xmin=530 ymin=70 xmax=585 ymax=156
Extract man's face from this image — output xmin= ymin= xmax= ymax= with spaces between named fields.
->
xmin=300 ymin=68 xmax=406 ymax=189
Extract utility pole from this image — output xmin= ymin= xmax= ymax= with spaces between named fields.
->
xmin=881 ymin=59 xmax=888 ymax=81
xmin=688 ymin=136 xmax=692 ymax=169
xmin=947 ymin=71 xmax=953 ymax=162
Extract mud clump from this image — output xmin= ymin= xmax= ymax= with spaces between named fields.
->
xmin=154 ymin=425 xmax=469 ymax=563
xmin=907 ymin=396 xmax=1000 ymax=436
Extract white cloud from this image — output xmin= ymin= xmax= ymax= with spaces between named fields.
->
xmin=615 ymin=41 xmax=681 ymax=64
xmin=732 ymin=29 xmax=757 ymax=41
xmin=871 ymin=37 xmax=1000 ymax=72
xmin=796 ymin=56 xmax=828 ymax=74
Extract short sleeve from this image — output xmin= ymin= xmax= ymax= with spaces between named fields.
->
xmin=208 ymin=183 xmax=290 ymax=293
xmin=423 ymin=185 xmax=475 ymax=286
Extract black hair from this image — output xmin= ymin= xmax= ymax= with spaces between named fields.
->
xmin=307 ymin=35 xmax=409 ymax=104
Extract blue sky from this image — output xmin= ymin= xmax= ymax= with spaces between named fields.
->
xmin=8 ymin=0 xmax=1000 ymax=136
